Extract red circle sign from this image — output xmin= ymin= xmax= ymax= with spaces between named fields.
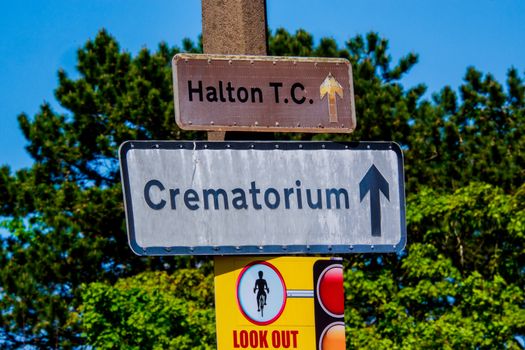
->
xmin=317 ymin=265 xmax=344 ymax=317
xmin=236 ymin=261 xmax=287 ymax=325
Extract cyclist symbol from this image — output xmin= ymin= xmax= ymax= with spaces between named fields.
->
xmin=254 ymin=271 xmax=270 ymax=316
xmin=236 ymin=261 xmax=286 ymax=325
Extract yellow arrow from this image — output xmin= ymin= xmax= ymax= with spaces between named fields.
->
xmin=320 ymin=73 xmax=344 ymax=123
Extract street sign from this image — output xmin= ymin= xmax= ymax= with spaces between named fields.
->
xmin=214 ymin=256 xmax=346 ymax=350
xmin=172 ymin=54 xmax=356 ymax=133
xmin=119 ymin=141 xmax=406 ymax=255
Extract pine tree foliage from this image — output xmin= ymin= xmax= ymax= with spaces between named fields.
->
xmin=0 ymin=29 xmax=204 ymax=348
xmin=0 ymin=28 xmax=523 ymax=348
xmin=408 ymin=67 xmax=525 ymax=192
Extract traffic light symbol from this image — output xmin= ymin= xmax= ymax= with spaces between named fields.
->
xmin=313 ymin=260 xmax=345 ymax=350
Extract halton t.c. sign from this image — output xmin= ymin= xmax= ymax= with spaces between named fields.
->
xmin=172 ymin=54 xmax=356 ymax=133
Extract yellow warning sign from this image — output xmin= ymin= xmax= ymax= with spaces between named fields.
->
xmin=214 ymin=256 xmax=345 ymax=350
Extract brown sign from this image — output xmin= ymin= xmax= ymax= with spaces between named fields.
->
xmin=172 ymin=54 xmax=356 ymax=133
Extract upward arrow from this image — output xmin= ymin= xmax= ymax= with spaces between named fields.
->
xmin=320 ymin=73 xmax=344 ymax=123
xmin=359 ymin=165 xmax=390 ymax=237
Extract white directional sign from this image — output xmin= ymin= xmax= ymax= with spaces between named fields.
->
xmin=119 ymin=141 xmax=406 ymax=255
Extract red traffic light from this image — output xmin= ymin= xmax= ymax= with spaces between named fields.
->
xmin=317 ymin=265 xmax=344 ymax=317
xmin=314 ymin=260 xmax=345 ymax=350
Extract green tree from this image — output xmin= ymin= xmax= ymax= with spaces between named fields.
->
xmin=345 ymin=183 xmax=525 ymax=349
xmin=0 ymin=27 xmax=523 ymax=348
xmin=79 ymin=269 xmax=215 ymax=349
xmin=0 ymin=30 xmax=204 ymax=348
xmin=407 ymin=68 xmax=525 ymax=192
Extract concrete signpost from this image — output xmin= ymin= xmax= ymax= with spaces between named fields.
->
xmin=117 ymin=1 xmax=406 ymax=349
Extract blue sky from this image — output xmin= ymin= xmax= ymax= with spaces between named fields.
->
xmin=1 ymin=0 xmax=524 ymax=170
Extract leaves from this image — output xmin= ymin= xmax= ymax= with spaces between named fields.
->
xmin=79 ymin=270 xmax=215 ymax=349
xmin=0 ymin=27 xmax=523 ymax=348
xmin=408 ymin=183 xmax=525 ymax=285
xmin=345 ymin=244 xmax=525 ymax=349
xmin=407 ymin=66 xmax=525 ymax=192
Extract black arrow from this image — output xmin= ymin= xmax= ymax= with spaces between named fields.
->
xmin=359 ymin=165 xmax=390 ymax=237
